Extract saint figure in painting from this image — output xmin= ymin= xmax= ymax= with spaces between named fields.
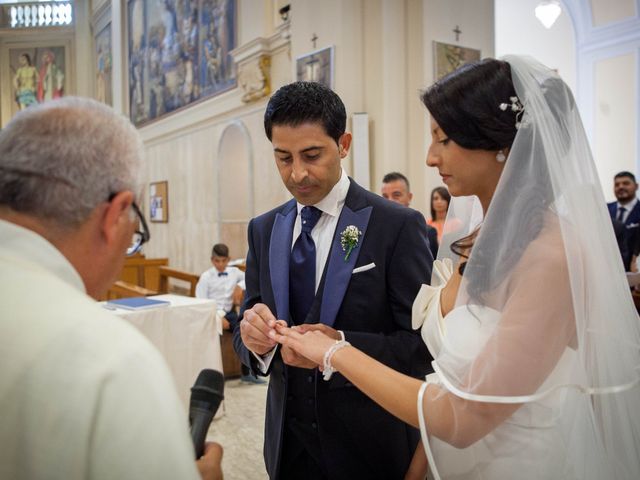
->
xmin=13 ymin=53 xmax=38 ymax=110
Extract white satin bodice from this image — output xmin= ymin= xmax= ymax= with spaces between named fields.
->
xmin=412 ymin=260 xmax=580 ymax=479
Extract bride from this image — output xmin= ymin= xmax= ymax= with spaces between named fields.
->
xmin=270 ymin=55 xmax=640 ymax=479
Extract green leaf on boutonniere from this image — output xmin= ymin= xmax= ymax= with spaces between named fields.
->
xmin=340 ymin=225 xmax=362 ymax=261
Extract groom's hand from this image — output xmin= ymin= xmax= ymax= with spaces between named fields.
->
xmin=240 ymin=303 xmax=278 ymax=355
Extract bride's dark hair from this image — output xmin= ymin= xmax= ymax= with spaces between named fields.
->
xmin=422 ymin=59 xmax=554 ymax=304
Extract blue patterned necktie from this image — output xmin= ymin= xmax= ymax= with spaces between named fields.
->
xmin=617 ymin=206 xmax=626 ymax=222
xmin=289 ymin=206 xmax=322 ymax=324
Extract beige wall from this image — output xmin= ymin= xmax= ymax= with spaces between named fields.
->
xmin=594 ymin=53 xmax=638 ymax=199
xmin=0 ymin=0 xmax=520 ymax=276
xmin=495 ymin=0 xmax=576 ymax=95
xmin=421 ymin=0 xmax=495 ymax=214
xmin=1 ymin=0 xmax=638 ymax=274
xmin=495 ymin=0 xmax=640 ymax=201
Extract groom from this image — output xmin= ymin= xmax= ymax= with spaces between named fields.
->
xmin=234 ymin=81 xmax=433 ymax=479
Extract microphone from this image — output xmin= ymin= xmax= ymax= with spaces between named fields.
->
xmin=189 ymin=369 xmax=225 ymax=459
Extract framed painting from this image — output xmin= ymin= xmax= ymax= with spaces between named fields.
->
xmin=8 ymin=45 xmax=67 ymax=117
xmin=296 ymin=46 xmax=334 ymax=89
xmin=149 ymin=181 xmax=169 ymax=223
xmin=433 ymin=41 xmax=481 ymax=80
xmin=127 ymin=0 xmax=237 ymax=126
xmin=95 ymin=23 xmax=113 ymax=106
xmin=128 ymin=0 xmax=147 ymax=125
xmin=199 ymin=0 xmax=237 ymax=98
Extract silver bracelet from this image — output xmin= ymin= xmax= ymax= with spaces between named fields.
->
xmin=322 ymin=340 xmax=351 ymax=381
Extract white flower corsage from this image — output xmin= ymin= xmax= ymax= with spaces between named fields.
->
xmin=340 ymin=225 xmax=362 ymax=262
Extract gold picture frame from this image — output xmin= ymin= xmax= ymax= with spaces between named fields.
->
xmin=433 ymin=41 xmax=481 ymax=80
xmin=149 ymin=181 xmax=169 ymax=223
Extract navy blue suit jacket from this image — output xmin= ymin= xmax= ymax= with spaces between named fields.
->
xmin=608 ymin=200 xmax=640 ymax=261
xmin=608 ymin=200 xmax=640 ymax=228
xmin=234 ymin=179 xmax=433 ymax=479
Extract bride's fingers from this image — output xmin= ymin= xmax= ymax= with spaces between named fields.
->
xmin=273 ymin=324 xmax=306 ymax=340
xmin=269 ymin=331 xmax=303 ymax=352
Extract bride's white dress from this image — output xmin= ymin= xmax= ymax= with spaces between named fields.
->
xmin=412 ymin=259 xmax=580 ymax=480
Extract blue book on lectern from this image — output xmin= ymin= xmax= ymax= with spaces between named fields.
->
xmin=106 ymin=297 xmax=171 ymax=311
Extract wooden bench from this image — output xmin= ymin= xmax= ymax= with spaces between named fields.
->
xmin=103 ymin=280 xmax=157 ymax=300
xmin=158 ymin=266 xmax=199 ymax=297
xmin=120 ymin=254 xmax=169 ymax=291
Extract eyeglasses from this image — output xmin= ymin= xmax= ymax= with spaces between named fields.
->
xmin=128 ymin=201 xmax=150 ymax=255
xmin=107 ymin=193 xmax=150 ymax=256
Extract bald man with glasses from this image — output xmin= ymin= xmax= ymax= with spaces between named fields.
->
xmin=0 ymin=98 xmax=221 ymax=480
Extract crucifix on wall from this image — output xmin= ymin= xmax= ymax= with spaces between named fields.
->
xmin=453 ymin=25 xmax=462 ymax=41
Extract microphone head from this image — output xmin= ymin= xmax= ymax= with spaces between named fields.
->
xmin=190 ymin=369 xmax=224 ymax=404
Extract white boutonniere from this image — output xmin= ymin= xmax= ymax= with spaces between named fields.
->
xmin=340 ymin=225 xmax=362 ymax=262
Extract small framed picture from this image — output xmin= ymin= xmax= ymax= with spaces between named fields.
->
xmin=149 ymin=181 xmax=169 ymax=223
xmin=433 ymin=41 xmax=481 ymax=80
xmin=296 ymin=45 xmax=334 ymax=89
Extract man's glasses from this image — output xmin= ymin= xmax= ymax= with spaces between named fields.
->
xmin=128 ymin=200 xmax=150 ymax=255
xmin=107 ymin=192 xmax=150 ymax=256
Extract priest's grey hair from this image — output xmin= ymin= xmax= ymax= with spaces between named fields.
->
xmin=0 ymin=96 xmax=144 ymax=227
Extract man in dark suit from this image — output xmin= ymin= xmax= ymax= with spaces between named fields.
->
xmin=381 ymin=171 xmax=439 ymax=259
xmin=233 ymin=82 xmax=433 ymax=480
xmin=608 ymin=171 xmax=640 ymax=270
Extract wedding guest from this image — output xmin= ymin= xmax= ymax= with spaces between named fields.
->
xmin=272 ymin=57 xmax=640 ymax=479
xmin=427 ymin=186 xmax=451 ymax=242
xmin=608 ymin=172 xmax=640 ymax=272
xmin=0 ymin=97 xmax=222 ymax=480
xmin=381 ymin=171 xmax=439 ymax=259
xmin=196 ymin=243 xmax=264 ymax=384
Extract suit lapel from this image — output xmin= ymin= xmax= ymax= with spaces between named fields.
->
xmin=320 ymin=181 xmax=373 ymax=327
xmin=269 ymin=200 xmax=297 ymax=323
xmin=627 ymin=201 xmax=640 ymax=226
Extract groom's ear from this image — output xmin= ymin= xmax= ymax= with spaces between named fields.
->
xmin=338 ymin=133 xmax=352 ymax=158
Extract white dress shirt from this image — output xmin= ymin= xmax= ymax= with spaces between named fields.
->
xmin=195 ymin=266 xmax=245 ymax=311
xmin=0 ymin=220 xmax=200 ymax=479
xmin=253 ymin=169 xmax=350 ymax=371
xmin=616 ymin=197 xmax=638 ymax=224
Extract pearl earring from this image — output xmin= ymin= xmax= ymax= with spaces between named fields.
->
xmin=496 ymin=151 xmax=506 ymax=163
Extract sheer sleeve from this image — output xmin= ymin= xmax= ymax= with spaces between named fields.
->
xmin=422 ymin=223 xmax=577 ymax=448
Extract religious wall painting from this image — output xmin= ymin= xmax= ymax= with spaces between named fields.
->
xmin=95 ymin=23 xmax=113 ymax=106
xmin=9 ymin=45 xmax=66 ymax=118
xmin=199 ymin=0 xmax=237 ymax=97
xmin=127 ymin=0 xmax=237 ymax=126
xmin=296 ymin=46 xmax=334 ymax=89
xmin=433 ymin=41 xmax=480 ymax=80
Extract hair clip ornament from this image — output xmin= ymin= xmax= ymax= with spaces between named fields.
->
xmin=499 ymin=96 xmax=528 ymax=129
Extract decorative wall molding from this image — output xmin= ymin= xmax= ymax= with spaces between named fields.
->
xmin=561 ymin=0 xmax=640 ymax=171
xmin=230 ymin=22 xmax=291 ymax=104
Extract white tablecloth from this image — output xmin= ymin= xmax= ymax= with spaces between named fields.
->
xmin=104 ymin=294 xmax=223 ymax=414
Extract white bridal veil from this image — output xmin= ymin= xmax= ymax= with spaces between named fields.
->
xmin=419 ymin=55 xmax=640 ymax=479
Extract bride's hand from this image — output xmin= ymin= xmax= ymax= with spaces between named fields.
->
xmin=269 ymin=324 xmax=336 ymax=367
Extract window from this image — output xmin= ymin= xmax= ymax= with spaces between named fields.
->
xmin=0 ymin=1 xmax=73 ymax=28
